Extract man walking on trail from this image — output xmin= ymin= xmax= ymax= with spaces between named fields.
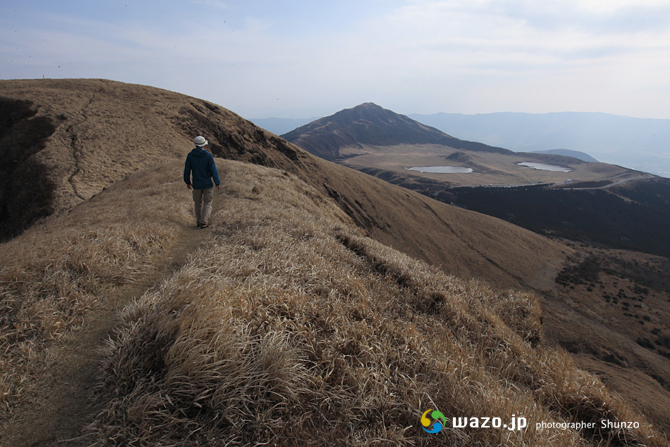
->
xmin=184 ymin=136 xmax=220 ymax=228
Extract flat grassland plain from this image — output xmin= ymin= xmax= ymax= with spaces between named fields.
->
xmin=338 ymin=143 xmax=649 ymax=187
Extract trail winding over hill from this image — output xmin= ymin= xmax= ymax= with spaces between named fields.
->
xmin=0 ymin=162 xmax=219 ymax=446
xmin=2 ymin=225 xmax=213 ymax=446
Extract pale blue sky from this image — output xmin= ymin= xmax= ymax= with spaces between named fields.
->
xmin=2 ymin=0 xmax=670 ymax=120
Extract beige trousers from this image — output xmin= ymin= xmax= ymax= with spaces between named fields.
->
xmin=192 ymin=188 xmax=213 ymax=225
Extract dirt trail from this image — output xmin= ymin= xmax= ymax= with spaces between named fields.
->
xmin=0 ymin=221 xmax=213 ymax=447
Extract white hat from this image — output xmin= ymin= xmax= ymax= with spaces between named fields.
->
xmin=194 ymin=136 xmax=208 ymax=147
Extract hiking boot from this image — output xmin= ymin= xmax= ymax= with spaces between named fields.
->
xmin=200 ymin=223 xmax=209 ymax=229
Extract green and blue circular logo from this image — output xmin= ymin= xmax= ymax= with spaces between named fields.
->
xmin=421 ymin=409 xmax=446 ymax=433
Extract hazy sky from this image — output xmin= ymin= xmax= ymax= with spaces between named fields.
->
xmin=2 ymin=0 xmax=670 ymax=120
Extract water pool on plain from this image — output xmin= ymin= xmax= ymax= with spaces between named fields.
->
xmin=517 ymin=162 xmax=572 ymax=172
xmin=406 ymin=166 xmax=474 ymax=174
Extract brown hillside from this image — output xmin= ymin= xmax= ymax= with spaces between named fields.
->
xmin=2 ymin=159 xmax=667 ymax=446
xmin=0 ymin=79 xmax=567 ymax=290
xmin=2 ymin=79 xmax=669 ymax=437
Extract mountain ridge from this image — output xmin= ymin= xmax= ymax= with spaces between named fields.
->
xmin=274 ymin=97 xmax=670 ymax=430
xmin=2 ymin=79 xmax=670 ymax=443
xmin=281 ymin=102 xmax=512 ymax=161
xmin=279 ymin=101 xmax=649 ymax=191
xmin=531 ymin=148 xmax=599 ymax=162
xmin=0 ymin=79 xmax=564 ymax=289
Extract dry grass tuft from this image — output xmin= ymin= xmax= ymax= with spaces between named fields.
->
xmin=87 ymin=161 xmax=668 ymax=446
xmin=0 ymin=162 xmax=193 ymax=412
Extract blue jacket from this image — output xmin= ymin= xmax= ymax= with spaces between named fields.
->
xmin=184 ymin=148 xmax=221 ymax=189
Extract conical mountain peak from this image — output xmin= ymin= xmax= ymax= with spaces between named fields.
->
xmin=282 ymin=103 xmax=509 ymax=161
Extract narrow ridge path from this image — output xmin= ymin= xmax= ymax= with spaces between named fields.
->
xmin=1 ymin=221 xmax=214 ymax=447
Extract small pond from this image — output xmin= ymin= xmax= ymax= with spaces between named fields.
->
xmin=517 ymin=162 xmax=572 ymax=172
xmin=406 ymin=166 xmax=473 ymax=174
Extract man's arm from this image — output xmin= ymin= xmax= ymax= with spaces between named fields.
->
xmin=209 ymin=155 xmax=221 ymax=189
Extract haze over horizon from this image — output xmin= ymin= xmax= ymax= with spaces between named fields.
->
xmin=2 ymin=0 xmax=670 ymax=121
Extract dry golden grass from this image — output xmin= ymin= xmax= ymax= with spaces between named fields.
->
xmin=0 ymin=161 xmax=194 ymax=412
xmin=87 ymin=161 xmax=667 ymax=446
xmin=0 ymin=78 xmax=572 ymax=293
xmin=2 ymin=80 xmax=667 ymax=444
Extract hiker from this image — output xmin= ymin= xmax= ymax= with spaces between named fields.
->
xmin=184 ymin=136 xmax=220 ymax=228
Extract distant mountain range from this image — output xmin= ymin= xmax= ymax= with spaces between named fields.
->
xmin=280 ymin=102 xmax=644 ymax=189
xmin=254 ymin=110 xmax=670 ymax=177
xmin=409 ymin=112 xmax=670 ymax=177
xmin=531 ymin=149 xmax=599 ymax=163
xmin=280 ymin=102 xmax=670 ymax=258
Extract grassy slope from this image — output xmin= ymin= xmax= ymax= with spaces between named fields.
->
xmin=87 ymin=161 xmax=664 ymax=446
xmin=0 ymin=161 xmax=196 ymax=413
xmin=0 ymin=79 xmax=668 ymax=443
xmin=0 ymin=80 xmax=192 ymax=221
xmin=0 ymin=78 xmax=568 ymax=290
xmin=0 ymin=159 xmax=665 ymax=445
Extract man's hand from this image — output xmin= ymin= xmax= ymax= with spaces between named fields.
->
xmin=186 ymin=184 xmax=193 ymax=190
xmin=216 ymin=184 xmax=220 ymax=190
